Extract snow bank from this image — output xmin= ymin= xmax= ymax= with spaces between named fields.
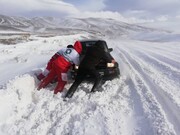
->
xmin=0 ymin=74 xmax=35 ymax=133
xmin=0 ymin=73 xmax=134 ymax=135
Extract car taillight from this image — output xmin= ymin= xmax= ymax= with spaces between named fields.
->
xmin=75 ymin=65 xmax=79 ymax=69
xmin=107 ymin=63 xmax=115 ymax=67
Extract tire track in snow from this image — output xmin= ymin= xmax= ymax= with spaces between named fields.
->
xmin=113 ymin=48 xmax=154 ymax=134
xmin=118 ymin=48 xmax=180 ymax=134
xmin=150 ymin=54 xmax=180 ymax=70
xmin=129 ymin=48 xmax=180 ymax=73
xmin=139 ymin=50 xmax=180 ymax=70
xmin=126 ymin=48 xmax=180 ymax=87
xmin=124 ymin=77 xmax=154 ymax=134
xmin=125 ymin=42 xmax=180 ymax=66
xmin=140 ymin=42 xmax=180 ymax=57
xmin=121 ymin=48 xmax=180 ymax=107
xmin=119 ymin=55 xmax=173 ymax=135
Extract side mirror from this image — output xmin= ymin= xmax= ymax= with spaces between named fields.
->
xmin=108 ymin=48 xmax=113 ymax=52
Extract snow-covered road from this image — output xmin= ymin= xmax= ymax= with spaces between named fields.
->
xmin=111 ymin=39 xmax=180 ymax=134
xmin=0 ymin=34 xmax=180 ymax=135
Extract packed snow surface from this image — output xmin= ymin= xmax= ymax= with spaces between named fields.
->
xmin=0 ymin=20 xmax=180 ymax=135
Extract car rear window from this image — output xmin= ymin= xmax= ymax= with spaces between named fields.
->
xmin=81 ymin=41 xmax=108 ymax=52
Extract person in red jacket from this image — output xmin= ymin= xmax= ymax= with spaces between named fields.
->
xmin=37 ymin=41 xmax=83 ymax=81
xmin=37 ymin=41 xmax=82 ymax=94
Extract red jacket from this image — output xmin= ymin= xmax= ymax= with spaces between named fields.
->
xmin=53 ymin=55 xmax=71 ymax=72
xmin=47 ymin=41 xmax=82 ymax=72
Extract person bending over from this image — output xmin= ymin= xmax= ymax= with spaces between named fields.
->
xmin=37 ymin=41 xmax=82 ymax=94
xmin=65 ymin=40 xmax=113 ymax=98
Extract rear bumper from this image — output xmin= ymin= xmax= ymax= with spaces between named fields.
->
xmin=97 ymin=67 xmax=120 ymax=80
xmin=70 ymin=67 xmax=120 ymax=80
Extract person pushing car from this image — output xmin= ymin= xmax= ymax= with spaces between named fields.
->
xmin=65 ymin=40 xmax=114 ymax=98
xmin=37 ymin=41 xmax=82 ymax=94
xmin=36 ymin=44 xmax=76 ymax=81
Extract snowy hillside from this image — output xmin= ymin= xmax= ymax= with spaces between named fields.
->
xmin=0 ymin=14 xmax=158 ymax=36
xmin=0 ymin=15 xmax=180 ymax=135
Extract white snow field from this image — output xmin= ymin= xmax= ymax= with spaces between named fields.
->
xmin=0 ymin=18 xmax=180 ymax=135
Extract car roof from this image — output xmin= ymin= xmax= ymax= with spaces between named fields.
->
xmin=79 ymin=39 xmax=109 ymax=54
xmin=80 ymin=39 xmax=105 ymax=43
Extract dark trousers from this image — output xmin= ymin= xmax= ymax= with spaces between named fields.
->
xmin=65 ymin=67 xmax=102 ymax=98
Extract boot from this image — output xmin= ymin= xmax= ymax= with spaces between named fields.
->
xmin=54 ymin=81 xmax=66 ymax=94
xmin=65 ymin=78 xmax=83 ymax=98
xmin=91 ymin=77 xmax=102 ymax=92
xmin=36 ymin=73 xmax=45 ymax=81
xmin=37 ymin=70 xmax=55 ymax=90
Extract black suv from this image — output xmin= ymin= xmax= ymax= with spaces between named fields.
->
xmin=71 ymin=40 xmax=120 ymax=80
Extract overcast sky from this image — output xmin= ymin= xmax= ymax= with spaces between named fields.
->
xmin=0 ymin=0 xmax=180 ymax=20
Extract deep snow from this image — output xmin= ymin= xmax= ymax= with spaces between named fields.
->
xmin=0 ymin=19 xmax=180 ymax=135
